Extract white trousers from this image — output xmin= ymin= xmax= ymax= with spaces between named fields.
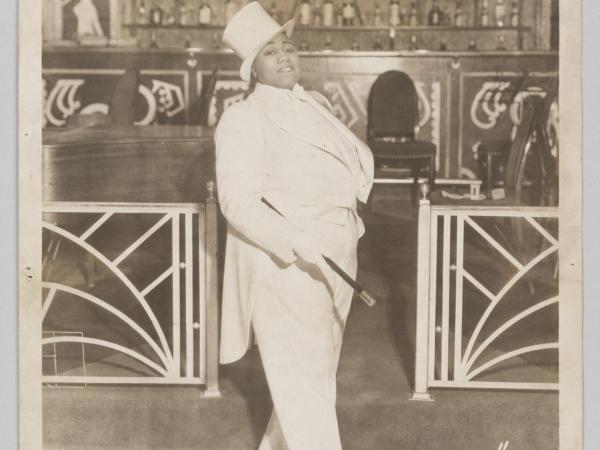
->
xmin=253 ymin=210 xmax=359 ymax=450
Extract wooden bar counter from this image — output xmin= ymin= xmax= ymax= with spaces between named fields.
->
xmin=43 ymin=47 xmax=557 ymax=179
xmin=43 ymin=125 xmax=214 ymax=203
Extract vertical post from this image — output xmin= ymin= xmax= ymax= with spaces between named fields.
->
xmin=427 ymin=212 xmax=439 ymax=382
xmin=453 ymin=216 xmax=465 ymax=381
xmin=204 ymin=181 xmax=221 ymax=397
xmin=411 ymin=183 xmax=434 ymax=401
xmin=184 ymin=212 xmax=194 ymax=378
xmin=197 ymin=204 xmax=207 ymax=383
xmin=440 ymin=215 xmax=451 ymax=381
xmin=171 ymin=213 xmax=181 ymax=376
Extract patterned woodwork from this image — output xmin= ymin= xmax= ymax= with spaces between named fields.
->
xmin=42 ymin=47 xmax=557 ymax=178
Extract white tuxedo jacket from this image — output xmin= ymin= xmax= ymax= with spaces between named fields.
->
xmin=215 ymin=83 xmax=374 ymax=364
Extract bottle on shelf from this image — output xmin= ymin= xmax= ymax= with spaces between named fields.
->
xmin=269 ymin=1 xmax=281 ymax=23
xmin=211 ymin=32 xmax=221 ymax=48
xmin=177 ymin=0 xmax=187 ymax=26
xmin=440 ymin=4 xmax=450 ymax=25
xmin=495 ymin=0 xmax=506 ymax=27
xmin=439 ymin=37 xmax=448 ymax=51
xmin=336 ymin=2 xmax=344 ymax=26
xmin=372 ymin=3 xmax=382 ymax=27
xmin=428 ymin=0 xmax=442 ymax=26
xmin=454 ymin=1 xmax=465 ymax=27
xmin=509 ymin=1 xmax=519 ymax=27
xmin=299 ymin=40 xmax=309 ymax=50
xmin=408 ymin=1 xmax=419 ymax=27
xmin=299 ymin=0 xmax=312 ymax=26
xmin=313 ymin=2 xmax=323 ymax=26
xmin=185 ymin=33 xmax=191 ymax=48
xmin=351 ymin=38 xmax=359 ymax=50
xmin=373 ymin=35 xmax=384 ymax=50
xmin=322 ymin=0 xmax=334 ymax=26
xmin=388 ymin=27 xmax=396 ymax=50
xmin=198 ymin=2 xmax=212 ymax=25
xmin=226 ymin=0 xmax=239 ymax=24
xmin=324 ymin=33 xmax=333 ymax=50
xmin=480 ymin=0 xmax=490 ymax=26
xmin=409 ymin=34 xmax=418 ymax=50
xmin=342 ymin=1 xmax=356 ymax=26
xmin=164 ymin=5 xmax=176 ymax=26
xmin=150 ymin=2 xmax=163 ymax=26
xmin=399 ymin=6 xmax=407 ymax=25
xmin=150 ymin=29 xmax=158 ymax=47
xmin=496 ymin=34 xmax=507 ymax=50
xmin=468 ymin=36 xmax=477 ymax=50
xmin=137 ymin=0 xmax=147 ymax=25
xmin=389 ymin=0 xmax=400 ymax=27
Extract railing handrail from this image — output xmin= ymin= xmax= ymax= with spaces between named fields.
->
xmin=428 ymin=204 xmax=558 ymax=217
xmin=42 ymin=201 xmax=207 ymax=213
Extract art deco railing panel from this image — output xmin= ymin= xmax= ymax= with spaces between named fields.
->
xmin=41 ymin=201 xmax=219 ymax=394
xmin=412 ymin=202 xmax=558 ymax=399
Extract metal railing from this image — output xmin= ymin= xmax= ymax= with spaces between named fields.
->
xmin=412 ymin=198 xmax=558 ymax=400
xmin=41 ymin=198 xmax=220 ymax=395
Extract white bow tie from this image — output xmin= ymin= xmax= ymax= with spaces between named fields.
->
xmin=291 ymin=84 xmax=311 ymax=102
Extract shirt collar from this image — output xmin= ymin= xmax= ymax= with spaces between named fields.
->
xmin=254 ymin=82 xmax=310 ymax=107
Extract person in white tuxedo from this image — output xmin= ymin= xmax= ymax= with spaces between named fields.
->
xmin=216 ymin=3 xmax=374 ymax=449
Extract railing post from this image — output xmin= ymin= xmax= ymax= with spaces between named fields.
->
xmin=203 ymin=181 xmax=221 ymax=397
xmin=410 ymin=183 xmax=434 ymax=401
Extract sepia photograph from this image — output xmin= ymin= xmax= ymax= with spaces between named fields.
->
xmin=18 ymin=0 xmax=582 ymax=448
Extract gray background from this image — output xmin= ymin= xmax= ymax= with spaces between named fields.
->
xmin=0 ymin=0 xmax=598 ymax=448
xmin=582 ymin=0 xmax=600 ymax=448
xmin=1 ymin=0 xmax=18 ymax=447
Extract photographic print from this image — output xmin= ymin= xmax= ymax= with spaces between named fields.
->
xmin=19 ymin=0 xmax=582 ymax=449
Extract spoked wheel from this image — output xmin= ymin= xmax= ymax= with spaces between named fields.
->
xmin=508 ymin=110 xmax=559 ymax=289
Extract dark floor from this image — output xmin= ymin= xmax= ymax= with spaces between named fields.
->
xmin=42 ymin=184 xmax=559 ymax=450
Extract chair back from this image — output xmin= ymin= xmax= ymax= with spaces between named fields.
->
xmin=199 ymin=67 xmax=220 ymax=126
xmin=108 ymin=68 xmax=140 ymax=125
xmin=367 ymin=70 xmax=419 ymax=141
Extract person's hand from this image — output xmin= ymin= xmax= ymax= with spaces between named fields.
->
xmin=291 ymin=232 xmax=331 ymax=282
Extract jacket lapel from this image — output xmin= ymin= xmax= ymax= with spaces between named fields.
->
xmin=249 ymin=88 xmax=374 ymax=203
xmin=303 ymin=94 xmax=375 ymax=202
xmin=252 ymin=93 xmax=352 ymax=169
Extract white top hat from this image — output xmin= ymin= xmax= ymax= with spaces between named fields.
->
xmin=222 ymin=1 xmax=295 ymax=82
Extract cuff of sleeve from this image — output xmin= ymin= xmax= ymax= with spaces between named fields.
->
xmin=271 ymin=229 xmax=306 ymax=265
xmin=277 ymin=249 xmax=298 ymax=265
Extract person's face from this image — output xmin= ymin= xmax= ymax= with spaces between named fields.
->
xmin=252 ymin=33 xmax=300 ymax=90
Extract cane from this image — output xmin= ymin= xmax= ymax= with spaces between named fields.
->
xmin=261 ymin=197 xmax=376 ymax=307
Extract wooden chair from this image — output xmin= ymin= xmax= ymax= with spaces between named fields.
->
xmin=367 ymin=70 xmax=437 ymax=188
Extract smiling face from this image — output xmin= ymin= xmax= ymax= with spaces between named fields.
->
xmin=252 ymin=33 xmax=300 ymax=90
